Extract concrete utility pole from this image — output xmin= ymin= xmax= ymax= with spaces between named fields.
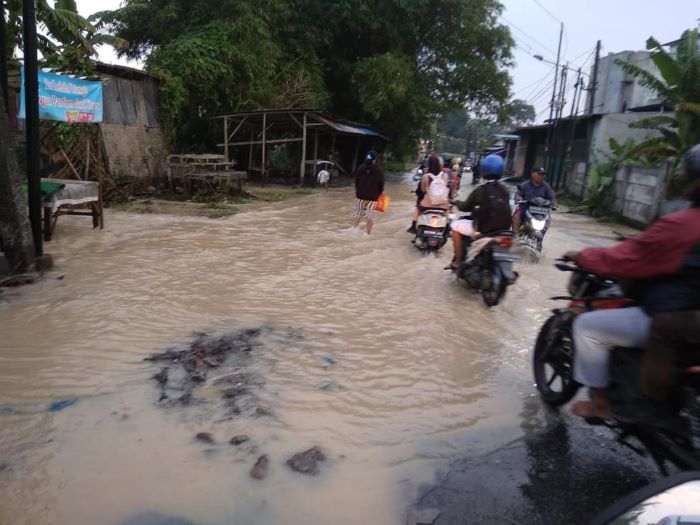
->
xmin=588 ymin=40 xmax=601 ymax=115
xmin=544 ymin=22 xmax=564 ymax=173
xmin=23 ymin=0 xmax=43 ymax=256
xmin=0 ymin=0 xmax=8 ymax=111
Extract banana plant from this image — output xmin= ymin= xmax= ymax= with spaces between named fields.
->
xmin=614 ymin=28 xmax=700 ymax=191
xmin=4 ymin=0 xmax=128 ymax=73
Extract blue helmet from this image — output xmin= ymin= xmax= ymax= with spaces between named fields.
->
xmin=480 ymin=154 xmax=504 ymax=179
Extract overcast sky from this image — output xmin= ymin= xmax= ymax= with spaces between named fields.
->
xmin=77 ymin=0 xmax=699 ymax=122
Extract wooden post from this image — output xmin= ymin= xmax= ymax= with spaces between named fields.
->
xmin=248 ymin=129 xmax=254 ymax=172
xmin=261 ymin=112 xmax=267 ymax=186
xmin=84 ymin=135 xmax=91 ymax=180
xmin=312 ymin=130 xmax=319 ymax=186
xmin=299 ymin=112 xmax=307 ymax=185
xmin=96 ymin=128 xmax=104 ymax=229
xmin=223 ymin=116 xmax=229 ymax=162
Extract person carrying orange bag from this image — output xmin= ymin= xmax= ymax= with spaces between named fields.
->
xmin=351 ymin=150 xmax=385 ymax=234
xmin=375 ymin=193 xmax=390 ymax=213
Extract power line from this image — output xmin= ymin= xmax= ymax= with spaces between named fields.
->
xmin=512 ymin=67 xmax=555 ymax=98
xmin=501 ymin=15 xmax=557 ymax=57
xmin=531 ymin=0 xmax=563 ymax=24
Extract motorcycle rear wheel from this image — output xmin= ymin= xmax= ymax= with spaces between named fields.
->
xmin=481 ymin=266 xmax=506 ymax=307
xmin=533 ymin=314 xmax=581 ymax=406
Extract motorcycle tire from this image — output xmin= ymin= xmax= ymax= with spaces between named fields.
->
xmin=481 ymin=266 xmax=506 ymax=307
xmin=533 ymin=313 xmax=581 ymax=406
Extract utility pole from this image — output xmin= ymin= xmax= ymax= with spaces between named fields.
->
xmin=23 ymin=0 xmax=43 ymax=257
xmin=551 ymin=64 xmax=568 ymax=188
xmin=560 ymin=68 xmax=583 ymax=189
xmin=588 ymin=40 xmax=601 ymax=114
xmin=0 ymin=0 xmax=8 ymax=113
xmin=544 ymin=22 xmax=564 ymax=173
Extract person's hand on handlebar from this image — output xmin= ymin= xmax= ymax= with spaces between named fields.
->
xmin=562 ymin=251 xmax=580 ymax=262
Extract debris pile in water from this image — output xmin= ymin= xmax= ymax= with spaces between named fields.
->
xmin=145 ymin=328 xmax=263 ymax=412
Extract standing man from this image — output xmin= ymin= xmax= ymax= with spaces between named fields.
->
xmin=512 ymin=167 xmax=556 ymax=232
xmin=352 ymin=151 xmax=385 ymax=234
xmin=317 ymin=167 xmax=330 ymax=189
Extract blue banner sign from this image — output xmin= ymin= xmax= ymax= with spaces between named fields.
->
xmin=19 ymin=68 xmax=103 ymax=123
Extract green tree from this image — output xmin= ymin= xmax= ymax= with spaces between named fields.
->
xmin=504 ymin=99 xmax=535 ymax=127
xmin=99 ymin=0 xmax=513 ymax=156
xmin=615 ymin=28 xmax=700 ymax=191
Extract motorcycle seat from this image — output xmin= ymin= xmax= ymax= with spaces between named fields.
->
xmin=421 ymin=208 xmax=447 ymax=215
xmin=480 ymin=230 xmax=515 ymax=238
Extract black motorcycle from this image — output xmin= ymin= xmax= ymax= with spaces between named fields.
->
xmin=533 ymin=260 xmax=700 ymax=473
xmin=454 ymin=222 xmax=519 ymax=307
xmin=516 ymin=197 xmax=553 ymax=260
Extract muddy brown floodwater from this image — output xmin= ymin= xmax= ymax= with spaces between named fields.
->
xmin=0 ymin=176 xmax=630 ymax=525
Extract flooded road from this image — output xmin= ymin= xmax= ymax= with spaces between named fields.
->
xmin=0 ymin=176 xmax=629 ymax=525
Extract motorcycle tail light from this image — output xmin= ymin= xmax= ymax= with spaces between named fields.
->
xmin=498 ymin=237 xmax=513 ymax=247
xmin=430 ymin=216 xmax=440 ymax=226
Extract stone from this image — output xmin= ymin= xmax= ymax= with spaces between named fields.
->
xmin=194 ymin=432 xmax=214 ymax=445
xmin=286 ymin=446 xmax=326 ymax=475
xmin=230 ymin=435 xmax=250 ymax=446
xmin=250 ymin=454 xmax=269 ymax=480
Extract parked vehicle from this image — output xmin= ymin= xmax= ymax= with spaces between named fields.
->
xmin=412 ymin=208 xmax=449 ymax=253
xmin=453 ymin=218 xmax=519 ymax=306
xmin=533 ymin=260 xmax=700 ymax=473
xmin=515 ymin=196 xmax=553 ymax=260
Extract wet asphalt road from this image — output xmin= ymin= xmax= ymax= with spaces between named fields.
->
xmin=406 ymin=396 xmax=663 ymax=525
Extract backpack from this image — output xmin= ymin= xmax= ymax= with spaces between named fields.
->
xmin=427 ymin=173 xmax=450 ymax=203
xmin=476 ymin=182 xmax=512 ymax=233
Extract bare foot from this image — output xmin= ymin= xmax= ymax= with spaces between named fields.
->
xmin=571 ymin=400 xmax=610 ymax=419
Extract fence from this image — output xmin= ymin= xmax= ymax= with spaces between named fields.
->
xmin=613 ymin=162 xmax=671 ymax=226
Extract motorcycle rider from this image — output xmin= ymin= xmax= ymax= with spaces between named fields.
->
xmin=449 ymin=154 xmax=512 ymax=270
xmin=407 ymin=154 xmax=450 ymax=234
xmin=563 ymin=145 xmax=700 ymax=420
xmin=512 ymin=167 xmax=557 ymax=233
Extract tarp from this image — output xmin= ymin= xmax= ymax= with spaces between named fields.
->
xmin=19 ymin=68 xmax=103 ymax=123
xmin=313 ymin=115 xmax=387 ymax=139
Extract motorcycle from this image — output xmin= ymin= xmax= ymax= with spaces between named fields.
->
xmin=533 ymin=260 xmax=700 ymax=473
xmin=516 ymin=197 xmax=553 ymax=260
xmin=413 ymin=208 xmax=449 ymax=253
xmin=453 ymin=216 xmax=519 ymax=307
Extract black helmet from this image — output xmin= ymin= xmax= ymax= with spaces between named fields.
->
xmin=685 ymin=144 xmax=700 ymax=185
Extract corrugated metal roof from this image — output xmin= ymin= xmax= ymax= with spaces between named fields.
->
xmin=313 ymin=115 xmax=387 ymax=139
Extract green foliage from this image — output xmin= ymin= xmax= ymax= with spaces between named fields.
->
xmin=5 ymin=1 xmax=128 ymax=75
xmin=581 ymin=138 xmax=658 ymax=218
xmin=614 ymin=28 xmax=700 ymax=194
xmin=100 ymin=0 xmax=514 ymax=156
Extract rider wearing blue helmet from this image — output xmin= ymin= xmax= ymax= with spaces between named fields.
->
xmin=448 ymin=154 xmax=513 ymax=270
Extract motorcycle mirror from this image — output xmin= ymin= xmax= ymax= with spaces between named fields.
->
xmin=591 ymin=472 xmax=700 ymax=525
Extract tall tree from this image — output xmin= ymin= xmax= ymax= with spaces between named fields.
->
xmin=99 ymin=0 xmax=513 ymax=156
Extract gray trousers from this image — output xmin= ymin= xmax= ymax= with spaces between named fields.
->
xmin=572 ymin=307 xmax=652 ymax=388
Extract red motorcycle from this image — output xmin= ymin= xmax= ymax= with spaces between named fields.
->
xmin=533 ymin=260 xmax=700 ymax=473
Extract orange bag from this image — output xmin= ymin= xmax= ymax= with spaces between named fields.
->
xmin=375 ymin=193 xmax=390 ymax=213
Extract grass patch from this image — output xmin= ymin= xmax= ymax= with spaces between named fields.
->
xmin=383 ymin=160 xmax=413 ymax=172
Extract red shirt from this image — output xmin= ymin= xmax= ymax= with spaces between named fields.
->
xmin=576 ymin=207 xmax=700 ymax=279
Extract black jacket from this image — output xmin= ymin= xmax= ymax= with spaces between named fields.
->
xmin=354 ymin=164 xmax=385 ymax=201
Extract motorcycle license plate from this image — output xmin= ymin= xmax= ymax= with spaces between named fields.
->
xmin=530 ymin=206 xmax=549 ymax=215
xmin=423 ymin=229 xmax=443 ymax=237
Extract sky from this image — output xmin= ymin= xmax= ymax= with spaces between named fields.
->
xmin=77 ymin=0 xmax=700 ymax=122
